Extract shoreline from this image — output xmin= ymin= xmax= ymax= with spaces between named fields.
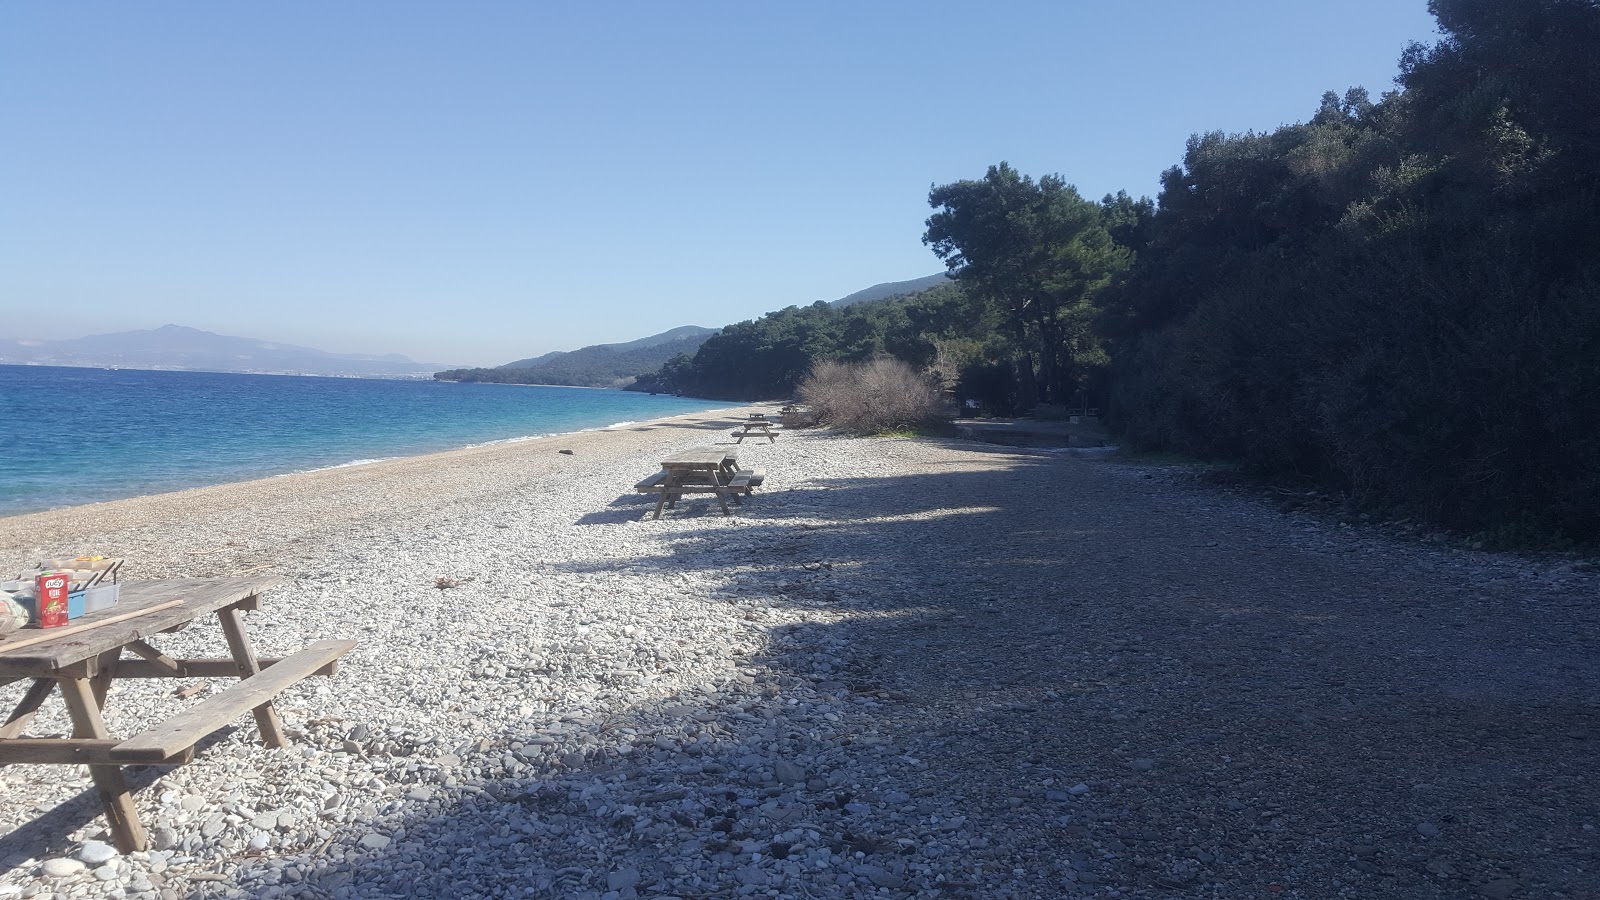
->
xmin=0 ymin=401 xmax=748 ymax=534
xmin=0 ymin=402 xmax=766 ymax=560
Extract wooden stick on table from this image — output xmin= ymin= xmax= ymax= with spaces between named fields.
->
xmin=0 ymin=600 xmax=186 ymax=653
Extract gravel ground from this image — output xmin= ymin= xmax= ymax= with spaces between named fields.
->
xmin=0 ymin=410 xmax=1596 ymax=900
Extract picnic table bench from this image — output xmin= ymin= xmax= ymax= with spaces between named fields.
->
xmin=732 ymin=419 xmax=778 ymax=443
xmin=0 ymin=576 xmax=354 ymax=853
xmin=634 ymin=448 xmax=765 ymax=518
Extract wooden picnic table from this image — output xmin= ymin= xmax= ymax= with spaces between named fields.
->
xmin=0 ymin=576 xmax=355 ymax=853
xmin=732 ymin=420 xmax=778 ymax=443
xmin=633 ymin=447 xmax=767 ymax=519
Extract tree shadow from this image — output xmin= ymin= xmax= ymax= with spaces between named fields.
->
xmin=117 ymin=446 xmax=1600 ymax=897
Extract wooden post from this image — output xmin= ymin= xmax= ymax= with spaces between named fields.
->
xmin=216 ymin=606 xmax=288 ymax=748
xmin=58 ymin=677 xmax=147 ymax=853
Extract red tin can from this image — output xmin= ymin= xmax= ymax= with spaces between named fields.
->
xmin=35 ymin=572 xmax=70 ymax=628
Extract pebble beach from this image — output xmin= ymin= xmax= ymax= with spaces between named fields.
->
xmin=0 ymin=407 xmax=1597 ymax=899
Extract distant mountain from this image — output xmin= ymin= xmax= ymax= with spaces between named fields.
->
xmin=0 ymin=324 xmax=449 ymax=377
xmin=831 ymin=273 xmax=951 ymax=307
xmin=435 ymin=325 xmax=716 ymax=388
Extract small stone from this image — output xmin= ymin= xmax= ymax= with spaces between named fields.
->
xmin=774 ymin=759 xmax=804 ymax=785
xmin=1417 ymin=822 xmax=1441 ymax=838
xmin=1046 ymin=790 xmax=1071 ymax=803
xmin=1129 ymin=758 xmax=1156 ymax=772
xmin=149 ymin=826 xmax=180 ymax=853
xmin=251 ymin=814 xmax=277 ymax=831
xmin=248 ymin=832 xmax=270 ymax=851
xmin=407 ymin=787 xmax=434 ymax=802
xmin=359 ymin=833 xmax=391 ymax=851
xmin=92 ymin=864 xmax=119 ymax=881
xmin=276 ymin=812 xmax=297 ymax=831
xmin=843 ymin=802 xmax=871 ymax=815
xmin=200 ymin=813 xmax=226 ymax=838
xmin=42 ymin=858 xmax=86 ymax=878
xmin=77 ymin=841 xmax=117 ymax=865
xmin=883 ymin=791 xmax=911 ymax=804
xmin=607 ymin=869 xmax=640 ymax=890
xmin=1068 ymin=783 xmax=1091 ymax=795
xmin=179 ymin=795 xmax=205 ymax=812
xmin=561 ymin=752 xmax=586 ymax=768
xmin=1478 ymin=878 xmax=1519 ymax=899
xmin=435 ymin=753 xmax=461 ymax=768
xmin=558 ymin=449 xmax=575 ymax=455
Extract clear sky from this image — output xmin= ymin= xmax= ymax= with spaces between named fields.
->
xmin=1 ymin=2 xmax=1440 ymax=367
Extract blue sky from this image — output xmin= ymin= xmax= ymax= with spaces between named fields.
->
xmin=1 ymin=2 xmax=1439 ymax=367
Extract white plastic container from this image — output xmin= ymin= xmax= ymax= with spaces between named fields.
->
xmin=83 ymin=583 xmax=119 ymax=614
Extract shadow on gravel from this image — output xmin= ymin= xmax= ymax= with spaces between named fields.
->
xmin=221 ymin=442 xmax=1599 ymax=899
xmin=0 ymin=730 xmax=235 ymax=876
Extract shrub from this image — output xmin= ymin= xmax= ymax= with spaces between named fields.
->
xmin=798 ymin=358 xmax=947 ymax=435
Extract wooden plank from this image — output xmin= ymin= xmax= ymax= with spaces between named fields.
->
xmin=634 ymin=471 xmax=670 ymax=491
xmin=124 ymin=640 xmax=182 ymax=674
xmin=0 ymin=678 xmax=56 ymax=739
xmin=0 ymin=577 xmax=282 ymax=676
xmin=113 ymin=656 xmax=340 ymax=679
xmin=0 ymin=601 xmax=185 ymax=657
xmin=0 ymin=738 xmax=191 ymax=766
xmin=110 ymin=639 xmax=356 ymax=764
xmin=662 ymin=448 xmax=736 ymax=466
xmin=59 ymin=677 xmax=147 ymax=852
xmin=216 ymin=607 xmax=287 ymax=748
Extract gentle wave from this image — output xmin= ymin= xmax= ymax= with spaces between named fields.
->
xmin=280 ymin=457 xmax=401 ymax=475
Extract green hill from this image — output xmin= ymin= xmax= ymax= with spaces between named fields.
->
xmin=434 ymin=326 xmax=716 ymax=388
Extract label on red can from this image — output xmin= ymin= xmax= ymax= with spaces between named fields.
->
xmin=35 ymin=572 xmax=69 ymax=628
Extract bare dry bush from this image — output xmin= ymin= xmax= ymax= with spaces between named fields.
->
xmin=798 ymin=358 xmax=946 ymax=435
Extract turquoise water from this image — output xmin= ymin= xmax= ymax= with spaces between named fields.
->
xmin=0 ymin=365 xmax=732 ymax=516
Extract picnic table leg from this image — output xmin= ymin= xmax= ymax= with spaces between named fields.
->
xmin=0 ymin=678 xmax=57 ymax=739
xmin=58 ymin=677 xmax=147 ymax=853
xmin=90 ymin=649 xmax=121 ymax=708
xmin=217 ymin=606 xmax=289 ymax=749
xmin=652 ymin=478 xmax=674 ymax=519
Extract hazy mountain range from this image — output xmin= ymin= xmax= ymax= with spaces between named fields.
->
xmin=1 ymin=274 xmax=949 ymax=380
xmin=0 ymin=325 xmax=451 ymax=377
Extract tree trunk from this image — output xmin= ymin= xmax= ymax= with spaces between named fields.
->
xmin=1015 ymin=352 xmax=1039 ymax=410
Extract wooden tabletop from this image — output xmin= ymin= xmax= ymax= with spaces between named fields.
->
xmin=0 ymin=577 xmax=283 ymax=677
xmin=661 ymin=448 xmax=738 ymax=467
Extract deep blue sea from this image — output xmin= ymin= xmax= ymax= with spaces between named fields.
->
xmin=0 ymin=365 xmax=733 ymax=516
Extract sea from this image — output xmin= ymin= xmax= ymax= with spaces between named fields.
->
xmin=0 ymin=365 xmax=734 ymax=517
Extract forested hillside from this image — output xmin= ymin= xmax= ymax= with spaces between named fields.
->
xmin=435 ymin=328 xmax=713 ymax=388
xmin=1097 ymin=0 xmax=1600 ymax=542
xmin=636 ymin=0 xmax=1600 ymax=542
